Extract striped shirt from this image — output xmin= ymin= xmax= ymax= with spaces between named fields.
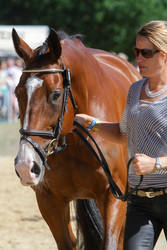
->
xmin=120 ymin=77 xmax=167 ymax=188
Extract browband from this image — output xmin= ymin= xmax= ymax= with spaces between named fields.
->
xmin=23 ymin=68 xmax=64 ymax=73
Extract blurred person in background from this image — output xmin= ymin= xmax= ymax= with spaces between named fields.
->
xmin=0 ymin=59 xmax=10 ymax=119
xmin=6 ymin=57 xmax=22 ymax=119
xmin=15 ymin=58 xmax=24 ymax=70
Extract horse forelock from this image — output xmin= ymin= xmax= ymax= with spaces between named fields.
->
xmin=36 ymin=41 xmax=49 ymax=56
xmin=34 ymin=41 xmax=49 ymax=62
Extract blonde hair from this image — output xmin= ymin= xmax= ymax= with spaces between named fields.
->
xmin=138 ymin=20 xmax=167 ymax=53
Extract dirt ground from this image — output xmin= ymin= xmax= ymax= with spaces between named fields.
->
xmin=0 ymin=156 xmax=56 ymax=250
xmin=0 ymin=155 xmax=166 ymax=250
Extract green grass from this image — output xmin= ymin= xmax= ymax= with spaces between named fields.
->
xmin=0 ymin=121 xmax=20 ymax=156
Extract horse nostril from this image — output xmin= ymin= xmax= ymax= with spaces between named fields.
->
xmin=31 ymin=162 xmax=41 ymax=176
xmin=14 ymin=156 xmax=18 ymax=165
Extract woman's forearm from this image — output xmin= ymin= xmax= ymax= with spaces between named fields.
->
xmin=95 ymin=122 xmax=126 ymax=144
xmin=74 ymin=114 xmax=126 ymax=144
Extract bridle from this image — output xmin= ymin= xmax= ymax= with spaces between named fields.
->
xmin=19 ymin=62 xmax=78 ymax=170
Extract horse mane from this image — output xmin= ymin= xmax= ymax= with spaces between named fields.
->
xmin=57 ymin=30 xmax=84 ymax=42
xmin=35 ymin=30 xmax=84 ymax=58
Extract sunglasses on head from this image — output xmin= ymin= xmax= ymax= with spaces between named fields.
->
xmin=134 ymin=47 xmax=159 ymax=58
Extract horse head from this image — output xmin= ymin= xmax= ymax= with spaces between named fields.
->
xmin=13 ymin=28 xmax=77 ymax=186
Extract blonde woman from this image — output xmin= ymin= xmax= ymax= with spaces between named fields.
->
xmin=75 ymin=20 xmax=167 ymax=249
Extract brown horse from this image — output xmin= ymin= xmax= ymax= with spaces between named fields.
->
xmin=12 ymin=28 xmax=140 ymax=250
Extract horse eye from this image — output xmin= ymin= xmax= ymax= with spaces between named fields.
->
xmin=50 ymin=91 xmax=61 ymax=103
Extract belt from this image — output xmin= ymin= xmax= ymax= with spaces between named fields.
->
xmin=131 ymin=188 xmax=167 ymax=198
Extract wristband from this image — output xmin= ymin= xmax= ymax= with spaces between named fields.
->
xmin=92 ymin=119 xmax=100 ymax=132
xmin=87 ymin=118 xmax=100 ymax=131
xmin=155 ymin=157 xmax=162 ymax=170
xmin=87 ymin=118 xmax=96 ymax=130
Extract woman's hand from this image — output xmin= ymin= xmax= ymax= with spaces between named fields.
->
xmin=74 ymin=114 xmax=96 ymax=128
xmin=133 ymin=154 xmax=156 ymax=175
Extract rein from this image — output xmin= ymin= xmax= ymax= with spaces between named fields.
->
xmin=73 ymin=121 xmax=143 ymax=201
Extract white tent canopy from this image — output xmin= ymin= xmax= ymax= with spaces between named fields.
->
xmin=0 ymin=25 xmax=49 ymax=57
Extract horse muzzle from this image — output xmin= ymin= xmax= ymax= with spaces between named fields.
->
xmin=14 ymin=140 xmax=45 ymax=186
xmin=15 ymin=159 xmax=43 ymax=186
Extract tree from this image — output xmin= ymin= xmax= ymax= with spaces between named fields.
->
xmin=0 ymin=0 xmax=167 ymax=61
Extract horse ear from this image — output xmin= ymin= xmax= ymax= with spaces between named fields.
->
xmin=47 ymin=28 xmax=62 ymax=60
xmin=12 ymin=28 xmax=33 ymax=62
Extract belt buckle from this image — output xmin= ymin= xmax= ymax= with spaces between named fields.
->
xmin=145 ymin=191 xmax=155 ymax=198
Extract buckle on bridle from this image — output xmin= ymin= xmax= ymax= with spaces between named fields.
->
xmin=45 ymin=139 xmax=58 ymax=156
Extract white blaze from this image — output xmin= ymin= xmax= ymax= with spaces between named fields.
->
xmin=17 ymin=139 xmax=37 ymax=167
xmin=23 ymin=76 xmax=43 ymax=129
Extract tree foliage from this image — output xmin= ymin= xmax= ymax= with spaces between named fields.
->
xmin=0 ymin=0 xmax=167 ymax=61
